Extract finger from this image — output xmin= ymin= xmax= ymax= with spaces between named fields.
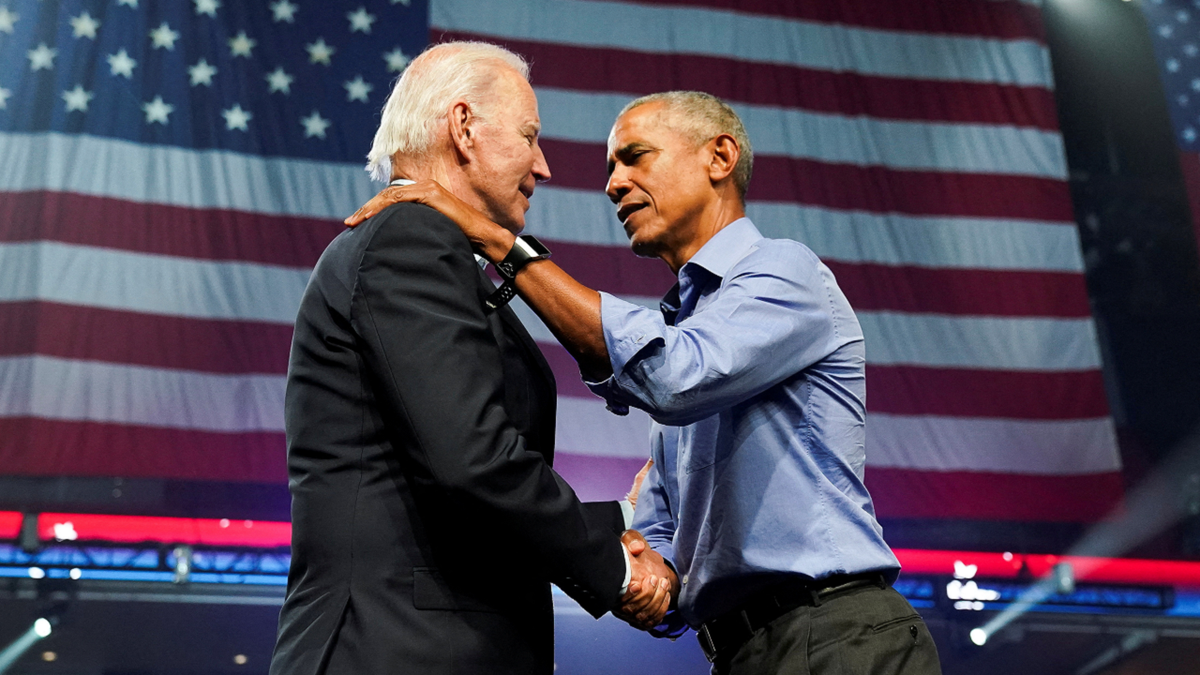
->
xmin=635 ymin=577 xmax=670 ymax=626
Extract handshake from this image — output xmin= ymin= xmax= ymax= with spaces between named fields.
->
xmin=616 ymin=530 xmax=678 ymax=631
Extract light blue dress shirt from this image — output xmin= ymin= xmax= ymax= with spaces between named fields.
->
xmin=587 ymin=218 xmax=899 ymax=633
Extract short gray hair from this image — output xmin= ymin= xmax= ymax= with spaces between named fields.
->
xmin=365 ymin=42 xmax=530 ymax=182
xmin=617 ymin=91 xmax=753 ymax=199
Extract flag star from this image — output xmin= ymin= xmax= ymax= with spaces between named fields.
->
xmin=0 ymin=86 xmax=12 ymax=110
xmin=1185 ymin=127 xmax=1197 ymax=143
xmin=1178 ymin=9 xmax=1191 ymax=23
xmin=27 ymin=43 xmax=57 ymax=71
xmin=347 ymin=7 xmax=376 ymax=34
xmin=266 ymin=67 xmax=294 ymax=94
xmin=1180 ymin=94 xmax=1191 ymax=107
xmin=62 ymin=85 xmax=94 ymax=112
xmin=229 ymin=31 xmax=256 ymax=58
xmin=1192 ymin=78 xmax=1200 ymax=92
xmin=383 ymin=48 xmax=409 ymax=73
xmin=0 ymin=7 xmax=20 ymax=34
xmin=301 ymin=110 xmax=330 ymax=139
xmin=117 ymin=0 xmax=138 ymax=7
xmin=1160 ymin=24 xmax=1175 ymax=38
xmin=107 ymin=49 xmax=137 ymax=78
xmin=344 ymin=75 xmax=373 ymax=102
xmin=1169 ymin=58 xmax=1182 ymax=73
xmin=194 ymin=0 xmax=220 ymax=17
xmin=270 ymin=0 xmax=297 ymax=23
xmin=1187 ymin=43 xmax=1199 ymax=57
xmin=142 ymin=95 xmax=174 ymax=125
xmin=150 ymin=22 xmax=180 ymax=50
xmin=222 ymin=104 xmax=252 ymax=131
xmin=69 ymin=11 xmax=100 ymax=39
xmin=306 ymin=38 xmax=335 ymax=65
xmin=390 ymin=0 xmax=411 ymax=5
xmin=188 ymin=58 xmax=217 ymax=86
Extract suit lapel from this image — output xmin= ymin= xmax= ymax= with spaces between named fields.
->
xmin=476 ymin=267 xmax=557 ymax=397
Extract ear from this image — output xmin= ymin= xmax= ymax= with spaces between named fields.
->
xmin=707 ymin=133 xmax=739 ymax=186
xmin=447 ymin=100 xmax=477 ymax=162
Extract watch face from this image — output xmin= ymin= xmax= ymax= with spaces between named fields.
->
xmin=516 ymin=235 xmax=551 ymax=258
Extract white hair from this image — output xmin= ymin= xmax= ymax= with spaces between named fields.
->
xmin=365 ymin=42 xmax=530 ymax=182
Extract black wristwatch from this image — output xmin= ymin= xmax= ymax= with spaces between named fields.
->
xmin=485 ymin=235 xmax=551 ymax=310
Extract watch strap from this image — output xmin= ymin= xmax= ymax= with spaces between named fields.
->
xmin=495 ymin=235 xmax=551 ymax=281
xmin=485 ymin=281 xmax=519 ymax=311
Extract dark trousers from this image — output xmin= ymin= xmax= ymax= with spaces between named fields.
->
xmin=712 ymin=585 xmax=941 ymax=675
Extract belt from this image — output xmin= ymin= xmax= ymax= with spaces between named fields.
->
xmin=696 ymin=572 xmax=888 ymax=663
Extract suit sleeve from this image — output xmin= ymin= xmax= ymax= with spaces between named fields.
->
xmin=351 ymin=204 xmax=626 ymax=617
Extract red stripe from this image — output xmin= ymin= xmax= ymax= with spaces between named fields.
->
xmin=592 ymin=0 xmax=1047 ymax=42
xmin=0 ymin=417 xmax=286 ymax=483
xmin=436 ymin=32 xmax=1058 ymax=129
xmin=0 ymin=191 xmax=340 ymax=267
xmin=866 ymin=467 xmax=1123 ymax=522
xmin=826 ymin=262 xmax=1093 ymax=318
xmin=542 ymin=340 xmax=1109 ymax=420
xmin=542 ymin=238 xmax=1091 ymax=317
xmin=866 ymin=366 xmax=1110 ymax=419
xmin=0 ymin=301 xmax=292 ymax=374
xmin=540 ymin=139 xmax=1075 ymax=222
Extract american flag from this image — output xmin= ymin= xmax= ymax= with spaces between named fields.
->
xmin=1144 ymin=0 xmax=1200 ymax=262
xmin=0 ymin=0 xmax=1121 ymax=523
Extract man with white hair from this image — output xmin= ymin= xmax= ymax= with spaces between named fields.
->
xmin=270 ymin=42 xmax=672 ymax=675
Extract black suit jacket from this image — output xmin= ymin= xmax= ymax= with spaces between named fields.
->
xmin=270 ymin=203 xmax=627 ymax=675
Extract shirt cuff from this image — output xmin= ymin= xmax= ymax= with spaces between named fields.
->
xmin=619 ymin=499 xmax=634 ymax=529
xmin=619 ymin=541 xmax=632 ymax=596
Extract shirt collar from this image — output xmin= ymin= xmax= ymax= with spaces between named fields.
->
xmin=390 ymin=178 xmax=488 ymax=270
xmin=680 ymin=217 xmax=763 ymax=280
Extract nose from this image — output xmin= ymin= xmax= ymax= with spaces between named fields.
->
xmin=533 ymin=141 xmax=551 ymax=183
xmin=606 ymin=165 xmax=630 ymax=204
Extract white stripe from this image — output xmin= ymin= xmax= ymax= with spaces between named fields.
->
xmin=0 ymin=241 xmax=308 ymax=324
xmin=537 ymin=87 xmax=1067 ymax=178
xmin=858 ymin=311 xmax=1102 ymax=371
xmin=511 ymin=297 xmax=1101 ymax=372
xmin=865 ymin=413 xmax=1120 ymax=474
xmin=0 ymin=131 xmax=377 ymax=220
xmin=433 ymin=0 xmax=1053 ymax=87
xmin=555 ymin=395 xmax=653 ymax=458
xmin=552 ymin=403 xmax=1120 ymax=475
xmin=528 ymin=187 xmax=1085 ymax=273
xmin=0 ymin=355 xmax=284 ymax=432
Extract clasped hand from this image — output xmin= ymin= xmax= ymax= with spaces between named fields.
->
xmin=616 ymin=529 xmax=678 ymax=631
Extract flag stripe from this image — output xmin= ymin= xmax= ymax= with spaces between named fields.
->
xmin=0 ymin=191 xmax=338 ymax=268
xmin=866 ymin=412 xmax=1120 ymax=474
xmin=539 ymin=343 xmax=1111 ymax=420
xmin=0 ymin=301 xmax=292 ymax=374
xmin=432 ymin=0 xmax=1055 ymax=87
xmin=0 ymin=132 xmax=378 ymax=220
xmin=0 ymin=241 xmax=309 ymax=323
xmin=0 ymin=417 xmax=285 ymax=483
xmin=541 ymin=139 xmax=1075 ymax=221
xmin=554 ymin=391 xmax=1120 ymax=474
xmin=0 ymin=355 xmax=285 ymax=433
xmin=436 ymin=31 xmax=1060 ymax=129
xmin=508 ymin=297 xmax=1103 ymax=371
xmin=535 ymin=87 xmax=1068 ymax=178
xmin=586 ymin=0 xmax=1048 ymax=43
xmin=864 ymin=468 xmax=1123 ymax=522
xmin=530 ymin=187 xmax=1086 ymax=271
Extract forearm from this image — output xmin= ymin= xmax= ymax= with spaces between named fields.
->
xmin=477 ymin=227 xmax=611 ymax=378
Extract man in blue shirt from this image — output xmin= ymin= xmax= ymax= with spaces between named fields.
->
xmin=349 ymin=90 xmax=940 ymax=674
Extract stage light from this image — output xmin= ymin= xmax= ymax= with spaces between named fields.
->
xmin=234 ymin=654 xmax=248 ymax=665
xmin=172 ymin=545 xmax=193 ymax=584
xmin=27 ymin=567 xmax=45 ymax=580
xmin=969 ymin=628 xmax=988 ymax=646
xmin=41 ymin=652 xmax=55 ymax=662
xmin=33 ymin=619 xmax=51 ymax=639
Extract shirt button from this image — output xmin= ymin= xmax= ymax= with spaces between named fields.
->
xmin=682 ymin=575 xmax=689 ymax=585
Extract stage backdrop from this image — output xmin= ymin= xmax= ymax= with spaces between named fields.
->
xmin=0 ymin=0 xmax=1121 ymax=522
